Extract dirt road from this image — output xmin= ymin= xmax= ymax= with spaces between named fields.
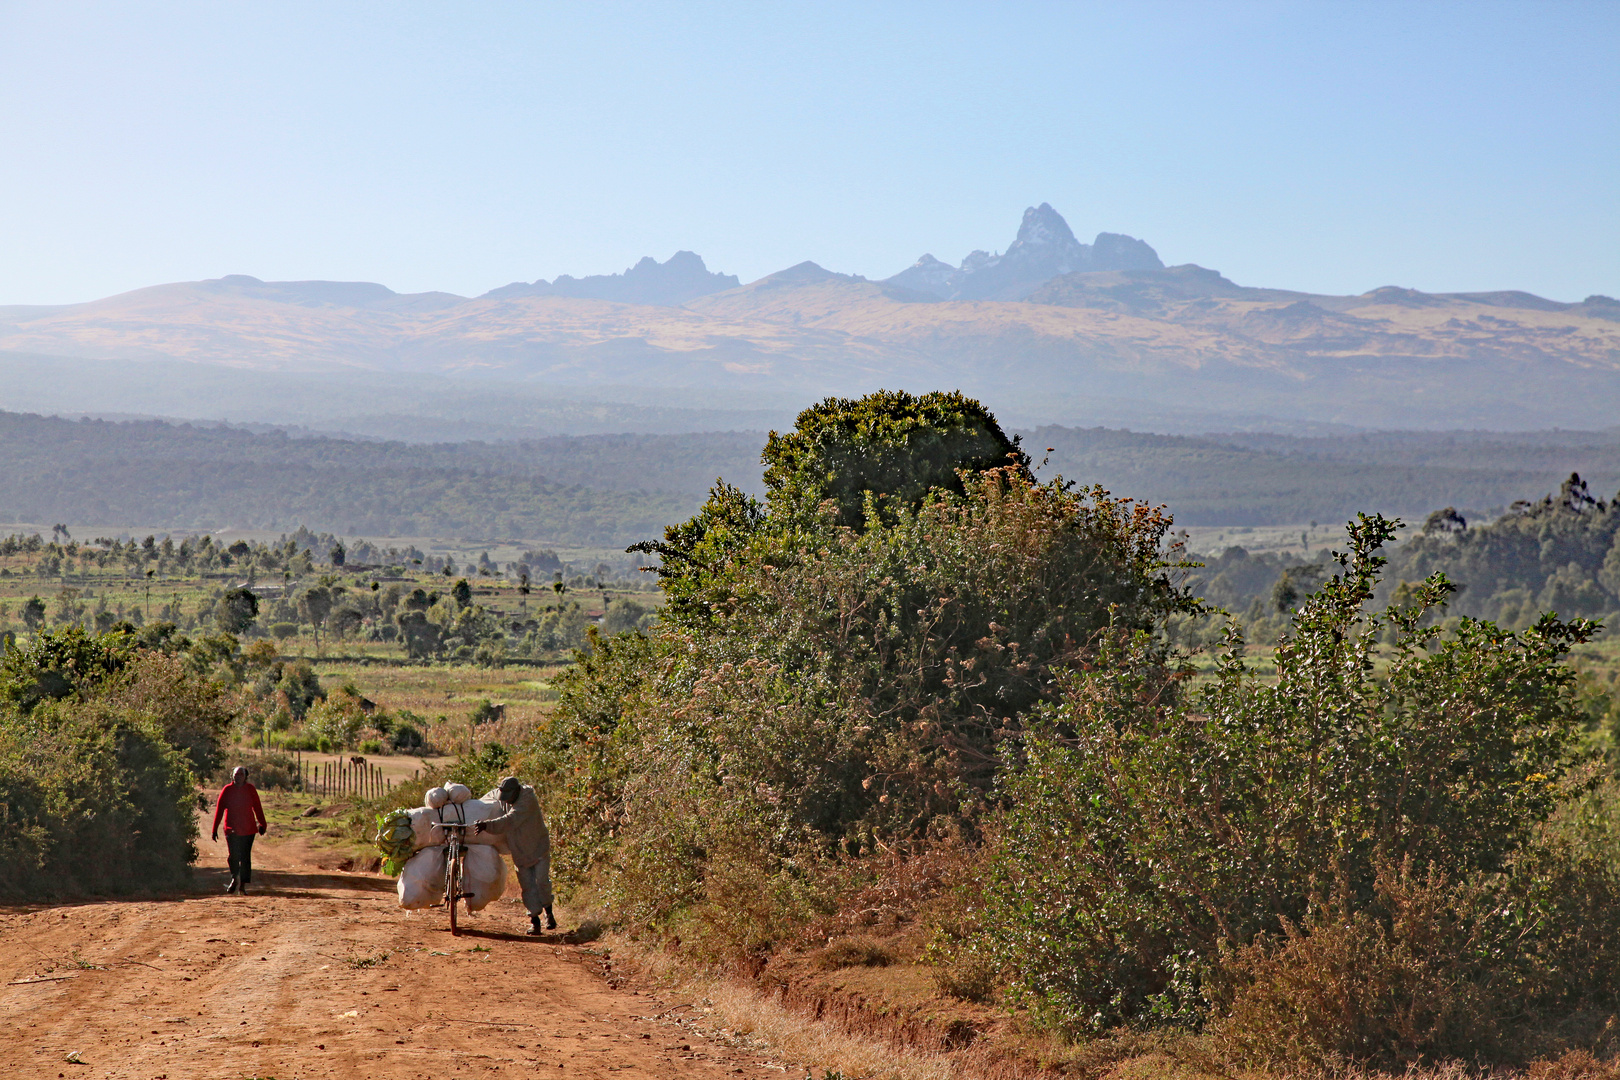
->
xmin=0 ymin=819 xmax=797 ymax=1079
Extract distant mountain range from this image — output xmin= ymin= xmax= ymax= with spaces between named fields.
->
xmin=886 ymin=203 xmax=1164 ymax=300
xmin=481 ymin=250 xmax=739 ymax=306
xmin=1 ymin=204 xmax=1616 ymax=431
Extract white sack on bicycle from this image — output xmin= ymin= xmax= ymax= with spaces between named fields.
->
xmin=397 ymin=846 xmax=446 ymax=910
xmin=406 ymin=800 xmax=510 ymax=855
xmin=460 ymin=844 xmax=508 ymax=912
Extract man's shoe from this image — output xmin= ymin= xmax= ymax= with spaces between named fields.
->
xmin=544 ymin=911 xmax=558 ymax=931
xmin=238 ymin=883 xmax=249 ymax=895
xmin=226 ymin=879 xmax=238 ymax=894
xmin=528 ymin=916 xmax=545 ymax=935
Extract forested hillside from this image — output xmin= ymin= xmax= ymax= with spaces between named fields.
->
xmin=1034 ymin=426 xmax=1620 ymax=526
xmin=0 ymin=412 xmax=760 ymax=544
xmin=2 ymin=409 xmax=1616 ymax=544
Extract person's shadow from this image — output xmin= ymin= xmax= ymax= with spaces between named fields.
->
xmin=197 ymin=866 xmax=398 ymax=897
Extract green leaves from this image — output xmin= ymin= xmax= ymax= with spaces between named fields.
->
xmin=534 ymin=392 xmax=1189 ymax=955
xmin=760 ymin=390 xmax=1031 ymax=529
xmin=979 ymin=514 xmax=1597 ymax=1034
xmin=0 ymin=624 xmax=133 ymax=713
xmin=374 ymin=809 xmax=417 ymax=877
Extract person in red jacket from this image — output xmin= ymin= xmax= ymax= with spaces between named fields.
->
xmin=212 ymin=766 xmax=268 ymax=894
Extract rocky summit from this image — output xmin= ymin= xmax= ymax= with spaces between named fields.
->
xmin=885 ymin=203 xmax=1163 ymax=300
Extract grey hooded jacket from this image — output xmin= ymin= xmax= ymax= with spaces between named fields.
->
xmin=478 ymin=785 xmax=550 ymax=869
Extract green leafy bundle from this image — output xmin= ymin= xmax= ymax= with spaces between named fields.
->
xmin=374 ymin=810 xmax=416 ymax=876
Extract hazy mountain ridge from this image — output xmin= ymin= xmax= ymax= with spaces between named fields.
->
xmin=481 ymin=250 xmax=739 ymax=305
xmin=1 ymin=204 xmax=1616 ymax=430
xmin=885 ymin=202 xmax=1165 ymax=300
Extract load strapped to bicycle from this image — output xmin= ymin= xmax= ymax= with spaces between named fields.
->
xmin=374 ymin=783 xmax=512 ymax=935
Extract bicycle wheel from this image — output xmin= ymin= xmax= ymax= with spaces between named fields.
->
xmin=445 ymin=843 xmax=462 ymax=936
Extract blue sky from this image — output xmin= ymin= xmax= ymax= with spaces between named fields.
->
xmin=1 ymin=1 xmax=1616 ymax=304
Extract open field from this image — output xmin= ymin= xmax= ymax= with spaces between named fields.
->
xmin=0 ymin=541 xmax=661 ymax=670
xmin=306 ymin=664 xmax=570 ymax=757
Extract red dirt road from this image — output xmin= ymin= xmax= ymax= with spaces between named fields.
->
xmin=0 ymin=825 xmax=794 ymax=1079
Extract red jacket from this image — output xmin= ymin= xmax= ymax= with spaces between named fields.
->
xmin=213 ymin=781 xmax=267 ymax=837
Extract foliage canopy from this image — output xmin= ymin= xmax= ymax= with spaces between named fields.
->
xmin=977 ymin=515 xmax=1609 ymax=1049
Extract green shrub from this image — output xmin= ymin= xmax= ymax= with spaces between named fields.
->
xmin=357 ymin=738 xmax=383 ymax=755
xmin=0 ymin=625 xmax=132 ymax=713
xmin=303 ymin=697 xmax=365 ymax=750
xmin=271 ymin=731 xmax=318 ymax=752
xmin=390 ymin=722 xmax=425 ymax=753
xmin=0 ymin=700 xmax=197 ymax=899
xmin=975 ymin=514 xmax=1607 ymax=1045
xmin=528 ymin=393 xmax=1188 ymax=956
xmin=106 ymin=651 xmax=236 ymax=775
xmin=1211 ymin=848 xmax=1620 ymax=1070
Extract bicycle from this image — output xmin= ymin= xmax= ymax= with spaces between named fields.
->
xmin=432 ymin=821 xmax=475 ymax=935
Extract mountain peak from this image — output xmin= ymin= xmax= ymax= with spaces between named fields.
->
xmin=1014 ymin=203 xmax=1080 ymax=249
xmin=482 ymin=251 xmax=739 ymax=306
xmin=883 ymin=203 xmax=1163 ymax=300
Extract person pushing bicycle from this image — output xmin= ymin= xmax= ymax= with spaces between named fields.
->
xmin=474 ymin=775 xmax=556 ymax=933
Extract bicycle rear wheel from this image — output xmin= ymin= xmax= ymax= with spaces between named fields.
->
xmin=445 ymin=843 xmax=462 ymax=935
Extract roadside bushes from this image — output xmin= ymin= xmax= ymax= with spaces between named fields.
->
xmin=971 ymin=515 xmax=1615 ymax=1064
xmin=0 ymin=701 xmax=197 ymax=899
xmin=1210 ymin=850 xmax=1620 ymax=1070
xmin=519 ymin=392 xmax=1620 ymax=1070
xmin=106 ymin=651 xmax=236 ymax=775
xmin=0 ymin=626 xmax=240 ymax=898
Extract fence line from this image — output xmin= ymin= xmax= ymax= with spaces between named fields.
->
xmin=293 ymin=749 xmax=393 ymax=799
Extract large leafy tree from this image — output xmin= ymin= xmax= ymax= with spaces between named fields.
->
xmin=760 ymin=389 xmax=1031 ymax=527
xmin=538 ymin=390 xmax=1191 ymax=947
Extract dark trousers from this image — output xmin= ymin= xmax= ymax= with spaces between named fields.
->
xmin=225 ymin=833 xmax=256 ymax=885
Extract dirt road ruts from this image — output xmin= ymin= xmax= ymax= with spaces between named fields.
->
xmin=0 ymin=819 xmax=792 ymax=1079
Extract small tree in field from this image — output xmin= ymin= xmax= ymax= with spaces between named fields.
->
xmin=299 ymin=586 xmax=333 ymax=652
xmin=214 ymin=587 xmax=259 ymax=635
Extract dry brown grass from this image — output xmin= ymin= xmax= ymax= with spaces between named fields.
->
xmin=610 ymin=935 xmax=965 ymax=1080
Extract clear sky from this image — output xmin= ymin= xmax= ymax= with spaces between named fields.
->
xmin=2 ymin=1 xmax=1616 ymax=305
